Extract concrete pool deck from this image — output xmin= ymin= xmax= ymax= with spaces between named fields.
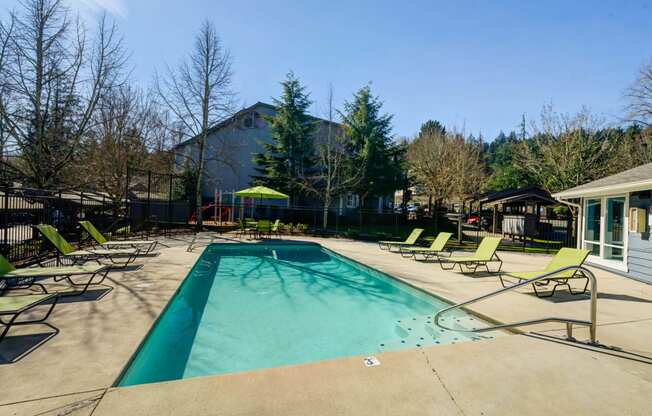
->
xmin=1 ymin=234 xmax=651 ymax=415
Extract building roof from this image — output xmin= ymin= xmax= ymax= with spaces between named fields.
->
xmin=553 ymin=162 xmax=652 ymax=199
xmin=479 ymin=186 xmax=557 ymax=207
xmin=173 ymin=101 xmax=341 ymax=150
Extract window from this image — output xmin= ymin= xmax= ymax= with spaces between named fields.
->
xmin=242 ymin=112 xmax=256 ymax=128
xmin=346 ymin=193 xmax=359 ymax=208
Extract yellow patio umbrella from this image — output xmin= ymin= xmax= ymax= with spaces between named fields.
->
xmin=234 ymin=186 xmax=289 ymax=219
xmin=234 ymin=186 xmax=289 ymax=200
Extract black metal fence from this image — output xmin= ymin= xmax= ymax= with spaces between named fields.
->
xmin=464 ymin=213 xmax=577 ymax=251
xmin=0 ymin=168 xmax=194 ymax=264
xmin=0 ymin=170 xmax=578 ymax=264
xmin=0 ymin=187 xmax=123 ymax=264
xmin=126 ymin=168 xmax=192 ymax=234
xmin=222 ymin=202 xmax=412 ymax=237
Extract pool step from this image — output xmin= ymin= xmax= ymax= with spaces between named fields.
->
xmin=378 ymin=314 xmax=500 ymax=352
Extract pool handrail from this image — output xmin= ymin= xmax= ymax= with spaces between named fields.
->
xmin=434 ymin=265 xmax=597 ymax=343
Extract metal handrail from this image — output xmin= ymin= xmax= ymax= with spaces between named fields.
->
xmin=434 ymin=266 xmax=598 ymax=343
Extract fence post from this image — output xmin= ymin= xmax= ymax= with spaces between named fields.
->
xmin=2 ymin=186 xmax=8 ymax=258
xmin=125 ymin=166 xmax=132 ymax=234
xmin=146 ymin=170 xmax=152 ymax=238
xmin=168 ymin=174 xmax=173 ymax=237
xmin=394 ymin=210 xmax=398 ymax=237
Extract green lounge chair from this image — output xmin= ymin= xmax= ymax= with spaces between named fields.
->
xmin=79 ymin=221 xmax=157 ymax=255
xmin=499 ymin=248 xmax=591 ymax=298
xmin=36 ymin=224 xmax=139 ymax=268
xmin=378 ymin=228 xmax=424 ymax=251
xmin=439 ymin=236 xmax=503 ymax=273
xmin=400 ymin=232 xmax=453 ymax=260
xmin=271 ymin=219 xmax=281 ymax=238
xmin=256 ymin=220 xmax=272 ymax=239
xmin=0 ymin=293 xmax=58 ymax=343
xmin=0 ymin=255 xmax=109 ymax=296
xmin=237 ymin=218 xmax=258 ymax=239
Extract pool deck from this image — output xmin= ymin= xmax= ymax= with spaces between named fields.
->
xmin=1 ymin=234 xmax=651 ymax=415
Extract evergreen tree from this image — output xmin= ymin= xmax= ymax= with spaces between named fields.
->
xmin=418 ymin=119 xmax=446 ymax=137
xmin=339 ymin=86 xmax=402 ymax=208
xmin=253 ymin=73 xmax=316 ymax=203
xmin=485 ymin=131 xmax=536 ymax=191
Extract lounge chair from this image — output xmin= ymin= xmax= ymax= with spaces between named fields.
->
xmin=498 ymin=248 xmax=591 ymax=297
xmin=79 ymin=221 xmax=157 ymax=254
xmin=35 ymin=224 xmax=139 ymax=268
xmin=237 ymin=218 xmax=257 ymax=239
xmin=256 ymin=220 xmax=272 ymax=239
xmin=271 ymin=219 xmax=281 ymax=238
xmin=400 ymin=232 xmax=453 ymax=260
xmin=378 ymin=228 xmax=424 ymax=251
xmin=0 ymin=255 xmax=109 ymax=296
xmin=438 ymin=237 xmax=503 ymax=273
xmin=0 ymin=293 xmax=58 ymax=343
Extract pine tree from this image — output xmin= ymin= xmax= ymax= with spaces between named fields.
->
xmin=253 ymin=73 xmax=316 ymax=203
xmin=339 ymin=86 xmax=402 ymax=208
xmin=419 ymin=120 xmax=446 ymax=137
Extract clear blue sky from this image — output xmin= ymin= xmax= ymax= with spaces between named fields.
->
xmin=5 ymin=0 xmax=652 ymax=139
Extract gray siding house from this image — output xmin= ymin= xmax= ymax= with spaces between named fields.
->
xmin=174 ymin=102 xmax=277 ymax=197
xmin=554 ymin=162 xmax=652 ymax=284
xmin=173 ymin=102 xmax=394 ymax=211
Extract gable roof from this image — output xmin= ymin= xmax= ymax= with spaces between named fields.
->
xmin=480 ymin=186 xmax=557 ymax=207
xmin=173 ymin=102 xmax=274 ymax=149
xmin=553 ymin=162 xmax=652 ymax=199
xmin=173 ymin=101 xmax=341 ymax=150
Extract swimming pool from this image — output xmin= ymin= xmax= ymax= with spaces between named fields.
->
xmin=118 ymin=242 xmax=499 ymax=386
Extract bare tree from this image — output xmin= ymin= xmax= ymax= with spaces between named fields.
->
xmin=82 ymin=85 xmax=170 ymax=207
xmin=407 ymin=128 xmax=485 ymax=228
xmin=0 ymin=14 xmax=15 ymax=159
xmin=627 ymin=60 xmax=652 ymax=126
xmin=450 ymin=133 xmax=485 ymax=202
xmin=514 ymin=105 xmax=618 ymax=193
xmin=407 ymin=129 xmax=456 ymax=208
xmin=300 ymin=86 xmax=359 ymax=229
xmin=0 ymin=0 xmax=127 ymax=188
xmin=155 ymin=20 xmax=235 ymax=227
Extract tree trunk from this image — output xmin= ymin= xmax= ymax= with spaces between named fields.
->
xmin=323 ymin=200 xmax=329 ymax=230
xmin=195 ymin=133 xmax=207 ymax=229
xmin=457 ymin=198 xmax=464 ymax=243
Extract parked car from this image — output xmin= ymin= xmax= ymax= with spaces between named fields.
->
xmin=407 ymin=203 xmax=421 ymax=213
xmin=466 ymin=211 xmax=489 ymax=227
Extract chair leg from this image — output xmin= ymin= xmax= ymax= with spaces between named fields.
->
xmin=0 ymin=295 xmax=58 ymax=343
xmin=55 ymin=267 xmax=111 ymax=296
xmin=0 ymin=313 xmax=19 ymax=343
xmin=567 ymin=277 xmax=590 ymax=296
xmin=498 ymin=273 xmax=511 ymax=288
xmin=532 ymin=280 xmax=567 ymax=298
xmin=147 ymin=241 xmax=158 ymax=254
xmin=460 ymin=262 xmax=480 ymax=274
xmin=438 ymin=258 xmax=456 ymax=270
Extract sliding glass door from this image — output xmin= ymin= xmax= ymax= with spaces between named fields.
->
xmin=583 ymin=195 xmax=627 ymax=265
xmin=584 ymin=199 xmax=601 ymax=256
xmin=604 ymin=197 xmax=625 ymax=261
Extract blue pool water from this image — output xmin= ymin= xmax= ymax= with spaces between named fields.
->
xmin=119 ymin=242 xmax=496 ymax=386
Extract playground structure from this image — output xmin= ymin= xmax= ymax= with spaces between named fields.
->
xmin=189 ymin=189 xmax=287 ymax=226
